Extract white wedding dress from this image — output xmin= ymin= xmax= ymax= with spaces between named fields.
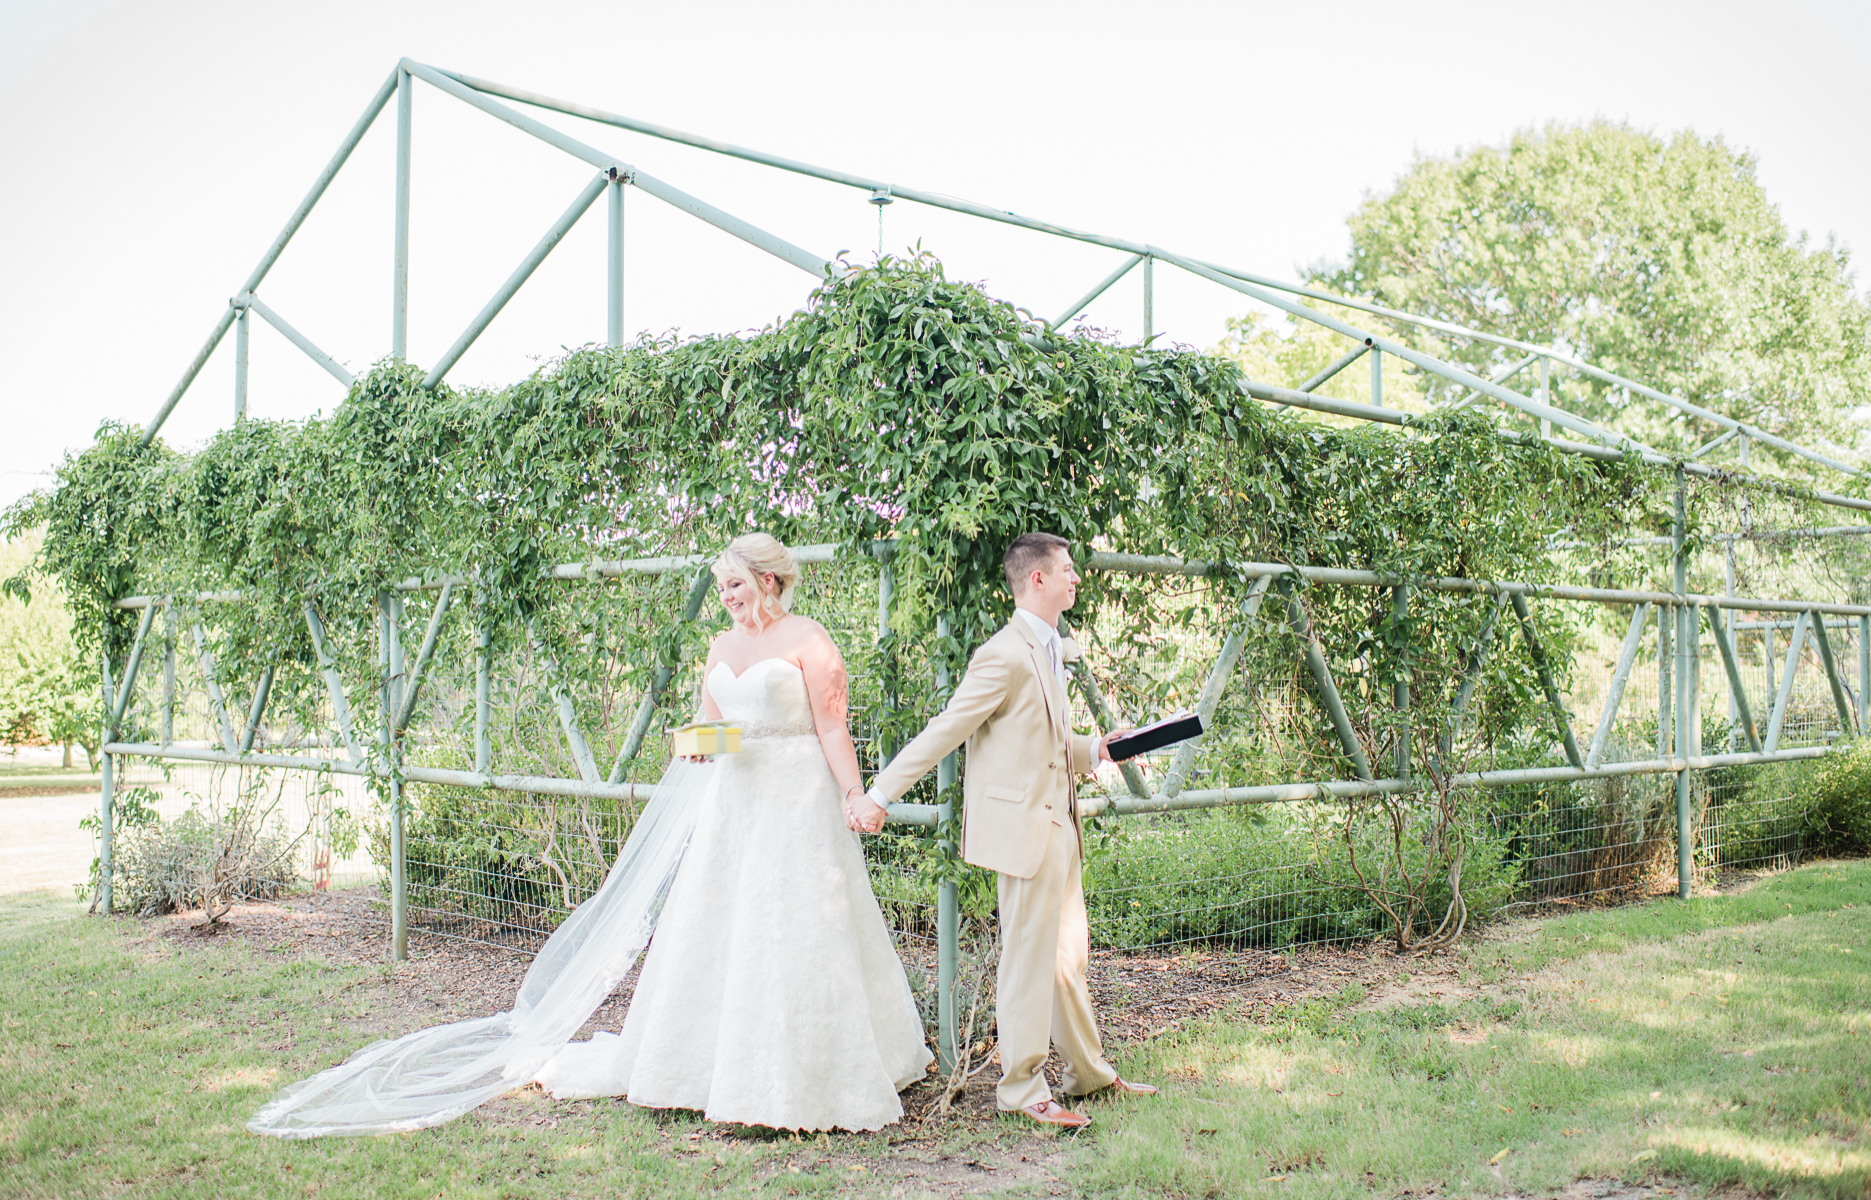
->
xmin=532 ymin=657 xmax=933 ymax=1130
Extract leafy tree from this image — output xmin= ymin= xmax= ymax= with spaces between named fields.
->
xmin=0 ymin=531 xmax=93 ymax=768
xmin=1280 ymin=120 xmax=1869 ymax=464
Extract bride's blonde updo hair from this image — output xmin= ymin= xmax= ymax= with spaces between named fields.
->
xmin=713 ymin=533 xmax=800 ymax=620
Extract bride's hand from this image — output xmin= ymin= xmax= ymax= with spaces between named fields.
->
xmin=844 ymin=793 xmax=887 ymax=834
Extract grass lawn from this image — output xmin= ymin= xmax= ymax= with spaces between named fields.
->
xmin=1 ymin=860 xmax=1865 ymax=1198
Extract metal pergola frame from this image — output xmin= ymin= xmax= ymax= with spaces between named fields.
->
xmin=101 ymin=60 xmax=1869 ymax=1074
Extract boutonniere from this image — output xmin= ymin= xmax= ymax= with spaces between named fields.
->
xmin=1060 ymin=637 xmax=1084 ymax=664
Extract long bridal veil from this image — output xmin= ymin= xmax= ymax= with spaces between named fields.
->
xmin=248 ymin=759 xmax=710 ymax=1139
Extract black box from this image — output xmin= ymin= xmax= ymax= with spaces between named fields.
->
xmin=1105 ymin=713 xmax=1204 ymax=762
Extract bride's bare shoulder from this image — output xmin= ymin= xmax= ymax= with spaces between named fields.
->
xmin=782 ymin=616 xmax=842 ymax=658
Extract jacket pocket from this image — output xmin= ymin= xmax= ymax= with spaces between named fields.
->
xmin=981 ymin=783 xmax=1026 ymax=804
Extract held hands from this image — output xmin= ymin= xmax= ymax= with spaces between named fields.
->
xmin=844 ymin=785 xmax=887 ymax=834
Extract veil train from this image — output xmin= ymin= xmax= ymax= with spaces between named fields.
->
xmin=248 ymin=759 xmax=708 ymax=1139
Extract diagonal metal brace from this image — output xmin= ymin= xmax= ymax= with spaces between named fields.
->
xmin=1509 ymin=593 xmax=1584 ymax=769
xmin=1277 ymin=579 xmax=1373 ymax=781
xmin=1586 ymin=601 xmax=1654 ymax=768
xmin=191 ymin=621 xmax=240 ymax=751
xmin=393 ymin=582 xmax=457 ymax=734
xmin=610 ymin=563 xmax=717 ymax=783
xmin=526 ymin=617 xmax=602 ymax=784
xmin=1808 ymin=610 xmax=1857 ymax=738
xmin=1703 ymin=603 xmax=1762 ymax=753
xmin=303 ymin=600 xmax=364 ymax=765
xmin=110 ymin=605 xmax=157 ymax=730
xmin=1763 ymin=610 xmax=1808 ymax=753
xmin=1161 ymin=577 xmax=1273 ymax=800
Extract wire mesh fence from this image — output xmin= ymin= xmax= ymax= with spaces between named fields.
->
xmin=89 ymin=538 xmax=1864 ymax=957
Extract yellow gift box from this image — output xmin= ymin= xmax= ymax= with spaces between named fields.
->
xmin=669 ymin=721 xmax=742 ymax=757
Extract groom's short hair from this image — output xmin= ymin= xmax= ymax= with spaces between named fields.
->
xmin=1004 ymin=533 xmax=1070 ymax=594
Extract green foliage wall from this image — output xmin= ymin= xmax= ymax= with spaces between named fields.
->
xmin=12 ymin=256 xmax=1680 ymax=778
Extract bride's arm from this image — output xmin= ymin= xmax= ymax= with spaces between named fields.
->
xmin=796 ymin=626 xmax=865 ymax=809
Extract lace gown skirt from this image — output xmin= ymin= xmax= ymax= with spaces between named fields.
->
xmin=534 ymin=660 xmax=932 ymax=1131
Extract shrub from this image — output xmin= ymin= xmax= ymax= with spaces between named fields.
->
xmin=111 ymin=806 xmax=298 ymax=918
xmin=1793 ymin=738 xmax=1871 ymax=854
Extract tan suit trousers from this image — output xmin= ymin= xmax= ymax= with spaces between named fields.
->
xmin=994 ymin=817 xmax=1117 ymax=1110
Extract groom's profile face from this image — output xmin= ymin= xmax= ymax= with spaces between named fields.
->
xmin=1032 ymin=549 xmax=1080 ymax=611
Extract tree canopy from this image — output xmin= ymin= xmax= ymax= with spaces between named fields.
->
xmin=1284 ymin=120 xmax=1869 ymax=463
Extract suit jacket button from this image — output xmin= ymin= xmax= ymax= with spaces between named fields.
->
xmin=1048 ymin=761 xmax=1057 ymax=769
xmin=1044 ymin=804 xmax=1053 ymax=810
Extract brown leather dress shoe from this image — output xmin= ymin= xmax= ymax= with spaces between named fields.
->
xmin=1018 ymin=1100 xmax=1091 ymax=1128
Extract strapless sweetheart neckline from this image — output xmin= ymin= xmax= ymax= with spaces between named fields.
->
xmin=709 ymin=656 xmax=802 ymax=682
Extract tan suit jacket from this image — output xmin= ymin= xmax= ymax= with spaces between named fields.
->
xmin=874 ymin=617 xmax=1097 ymax=879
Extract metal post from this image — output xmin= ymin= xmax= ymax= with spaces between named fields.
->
xmin=98 ymin=655 xmax=114 ymax=914
xmin=475 ymin=591 xmax=492 ymax=776
xmin=160 ymin=605 xmax=175 ymax=748
xmin=1141 ymin=254 xmax=1153 ymax=342
xmin=1860 ymin=615 xmax=1869 ymax=735
xmin=1392 ymin=584 xmax=1407 ymax=776
xmin=234 ymin=306 xmax=249 ymax=422
xmin=1371 ymin=347 xmax=1384 ymax=410
xmin=381 ymin=591 xmax=407 ymax=962
xmin=1764 ymin=624 xmax=1775 ymax=711
xmin=876 ymin=551 xmax=895 ymax=766
xmin=393 ymin=67 xmax=412 ymax=359
xmin=1538 ymin=356 xmax=1551 ymax=439
xmin=1658 ymin=600 xmax=1673 ymax=759
xmin=1510 ymin=593 xmax=1584 ymax=769
xmin=1724 ymin=544 xmax=1737 ymax=749
xmin=1673 ymin=471 xmax=1692 ymax=900
xmin=607 ymin=177 xmax=624 ymax=347
xmin=934 ymin=615 xmax=958 ymax=1074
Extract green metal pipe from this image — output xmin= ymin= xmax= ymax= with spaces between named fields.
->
xmin=609 ymin=563 xmax=716 ymax=782
xmin=302 ymin=601 xmax=362 ymax=766
xmin=1278 ymin=580 xmax=1373 ymax=781
xmin=1142 ymin=254 xmax=1153 ymax=342
xmin=1673 ymin=475 xmax=1692 ymax=900
xmin=393 ymin=582 xmax=457 ymax=734
xmin=1657 ymin=603 xmax=1673 ymax=759
xmin=239 ymin=664 xmax=276 ymax=754
xmin=1808 ymin=612 xmax=1856 ymax=735
xmin=1049 ymin=254 xmax=1142 ymax=330
xmin=98 ymin=655 xmax=114 ymax=914
xmin=424 ymin=173 xmax=608 ymax=388
xmin=607 ymin=178 xmax=624 ymax=347
xmin=1510 ymin=592 xmax=1585 ymax=769
xmin=190 ymin=621 xmax=239 ymax=751
xmin=400 ymin=61 xmax=832 ymax=279
xmin=382 ymin=591 xmax=407 ymax=962
xmin=934 ymin=615 xmax=959 ymax=1075
xmin=1296 ymin=343 xmax=1369 ymax=394
xmin=241 ymin=294 xmax=354 ymax=386
xmin=1371 ymin=347 xmax=1383 ymax=409
xmin=1763 ymin=611 xmax=1809 ymax=753
xmin=234 ymin=307 xmax=249 ymax=422
xmin=160 ymin=607 xmax=175 ymax=748
xmin=111 ymin=606 xmax=156 ymax=728
xmin=1704 ymin=605 xmax=1762 ymax=752
xmin=1161 ymin=577 xmax=1271 ymax=799
xmin=394 ymin=66 xmax=412 ymax=360
xmin=140 ymin=68 xmax=398 ymax=446
xmin=1860 ymin=615 xmax=1868 ymax=734
xmin=1587 ymin=602 xmax=1652 ymax=769
xmin=475 ymin=591 xmax=492 ymax=776
xmin=526 ymin=618 xmax=601 ymax=783
xmin=1450 ymin=594 xmax=1506 ymax=728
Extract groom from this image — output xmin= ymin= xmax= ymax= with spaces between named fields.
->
xmin=854 ymin=533 xmax=1156 ymax=1128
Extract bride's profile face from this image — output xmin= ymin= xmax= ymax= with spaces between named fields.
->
xmin=719 ymin=572 xmax=780 ymax=630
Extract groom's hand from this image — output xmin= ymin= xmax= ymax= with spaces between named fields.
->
xmin=845 ymin=789 xmax=888 ymax=834
xmin=1098 ymin=729 xmax=1135 ymax=764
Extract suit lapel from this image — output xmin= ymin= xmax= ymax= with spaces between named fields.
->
xmin=1010 ymin=617 xmax=1070 ymax=748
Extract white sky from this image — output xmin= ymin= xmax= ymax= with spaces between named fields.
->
xmin=2 ymin=0 xmax=1866 ymax=513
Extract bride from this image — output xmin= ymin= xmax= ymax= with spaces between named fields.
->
xmin=533 ymin=534 xmax=932 ymax=1126
xmin=249 ymin=534 xmax=931 ymax=1137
